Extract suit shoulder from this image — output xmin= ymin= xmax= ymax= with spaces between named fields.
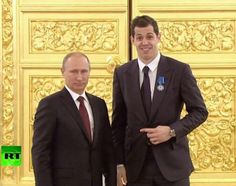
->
xmin=86 ymin=93 xmax=106 ymax=104
xmin=38 ymin=90 xmax=63 ymax=105
xmin=115 ymin=59 xmax=137 ymax=73
xmin=163 ymin=55 xmax=189 ymax=69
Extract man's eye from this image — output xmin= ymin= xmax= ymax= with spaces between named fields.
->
xmin=81 ymin=70 xmax=88 ymax=74
xmin=71 ymin=70 xmax=78 ymax=74
xmin=136 ymin=37 xmax=143 ymax=41
xmin=147 ymin=35 xmax=154 ymax=40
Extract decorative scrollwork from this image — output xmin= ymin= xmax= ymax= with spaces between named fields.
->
xmin=198 ymin=78 xmax=234 ymax=117
xmin=31 ymin=21 xmax=118 ymax=53
xmin=1 ymin=0 xmax=15 ymax=180
xmin=159 ymin=20 xmax=234 ymax=52
xmin=189 ymin=77 xmax=236 ymax=171
xmin=87 ymin=77 xmax=113 ymax=118
xmin=106 ymin=55 xmax=122 ymax=74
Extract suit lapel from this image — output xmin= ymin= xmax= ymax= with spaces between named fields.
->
xmin=59 ymin=88 xmax=91 ymax=143
xmin=86 ymin=93 xmax=98 ymax=146
xmin=150 ymin=56 xmax=172 ymax=121
xmin=125 ymin=60 xmax=147 ymax=120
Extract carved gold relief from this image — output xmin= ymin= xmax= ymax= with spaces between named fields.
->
xmin=30 ymin=20 xmax=118 ymax=53
xmin=31 ymin=77 xmax=64 ymax=116
xmin=106 ymin=55 xmax=122 ymax=73
xmin=199 ymin=78 xmax=234 ymax=117
xmin=87 ymin=77 xmax=113 ymax=117
xmin=189 ymin=78 xmax=236 ymax=171
xmin=1 ymin=0 xmax=15 ymax=180
xmin=159 ymin=21 xmax=234 ymax=52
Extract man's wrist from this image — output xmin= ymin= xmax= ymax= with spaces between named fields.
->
xmin=117 ymin=164 xmax=125 ymax=168
xmin=169 ymin=128 xmax=176 ymax=137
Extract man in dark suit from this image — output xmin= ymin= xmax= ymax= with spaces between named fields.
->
xmin=32 ymin=52 xmax=116 ymax=186
xmin=112 ymin=15 xmax=208 ymax=186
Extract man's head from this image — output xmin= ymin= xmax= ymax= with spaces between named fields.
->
xmin=130 ymin=15 xmax=161 ymax=64
xmin=131 ymin=15 xmax=159 ymax=37
xmin=61 ymin=52 xmax=90 ymax=94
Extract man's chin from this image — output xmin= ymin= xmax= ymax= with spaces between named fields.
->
xmin=72 ymin=87 xmax=84 ymax=93
xmin=140 ymin=50 xmax=152 ymax=56
xmin=142 ymin=55 xmax=152 ymax=60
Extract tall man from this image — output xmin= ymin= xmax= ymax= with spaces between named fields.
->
xmin=32 ymin=52 xmax=116 ymax=186
xmin=112 ymin=15 xmax=208 ymax=186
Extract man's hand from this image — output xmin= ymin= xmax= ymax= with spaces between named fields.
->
xmin=140 ymin=126 xmax=171 ymax=145
xmin=117 ymin=165 xmax=127 ymax=186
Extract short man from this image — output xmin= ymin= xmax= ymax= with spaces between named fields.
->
xmin=32 ymin=52 xmax=116 ymax=186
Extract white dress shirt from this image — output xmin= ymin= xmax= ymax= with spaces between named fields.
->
xmin=138 ymin=53 xmax=161 ymax=100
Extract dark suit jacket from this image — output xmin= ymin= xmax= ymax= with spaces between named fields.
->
xmin=32 ymin=88 xmax=116 ymax=186
xmin=112 ymin=55 xmax=208 ymax=182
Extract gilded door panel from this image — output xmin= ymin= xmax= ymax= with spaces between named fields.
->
xmin=18 ymin=0 xmax=128 ymax=65
xmin=20 ymin=12 xmax=128 ymax=65
xmin=132 ymin=0 xmax=236 ymax=186
xmin=1 ymin=0 xmax=128 ymax=185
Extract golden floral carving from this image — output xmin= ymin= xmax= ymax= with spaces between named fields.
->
xmin=189 ymin=78 xmax=236 ymax=171
xmin=31 ymin=21 xmax=118 ymax=53
xmin=87 ymin=77 xmax=113 ymax=117
xmin=1 ymin=0 xmax=15 ymax=180
xmin=199 ymin=78 xmax=234 ymax=117
xmin=31 ymin=77 xmax=64 ymax=117
xmin=159 ymin=20 xmax=234 ymax=52
xmin=106 ymin=55 xmax=122 ymax=74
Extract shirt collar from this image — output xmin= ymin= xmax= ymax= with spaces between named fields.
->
xmin=65 ymin=85 xmax=88 ymax=102
xmin=138 ymin=52 xmax=160 ymax=72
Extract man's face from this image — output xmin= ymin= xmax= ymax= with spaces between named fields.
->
xmin=62 ymin=54 xmax=90 ymax=94
xmin=131 ymin=25 xmax=160 ymax=64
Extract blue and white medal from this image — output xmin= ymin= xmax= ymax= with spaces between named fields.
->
xmin=157 ymin=76 xmax=165 ymax=91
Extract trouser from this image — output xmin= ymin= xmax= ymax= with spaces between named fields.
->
xmin=127 ymin=150 xmax=190 ymax=186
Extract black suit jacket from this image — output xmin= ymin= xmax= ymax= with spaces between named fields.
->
xmin=32 ymin=88 xmax=116 ymax=186
xmin=112 ymin=55 xmax=208 ymax=182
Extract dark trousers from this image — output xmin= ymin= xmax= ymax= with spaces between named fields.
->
xmin=127 ymin=150 xmax=190 ymax=186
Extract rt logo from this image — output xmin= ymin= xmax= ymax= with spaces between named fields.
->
xmin=1 ymin=146 xmax=22 ymax=166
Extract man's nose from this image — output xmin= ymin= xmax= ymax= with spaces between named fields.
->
xmin=142 ymin=38 xmax=148 ymax=44
xmin=76 ymin=72 xmax=83 ymax=80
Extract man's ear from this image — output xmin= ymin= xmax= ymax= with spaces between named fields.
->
xmin=130 ymin=35 xmax=134 ymax=44
xmin=157 ymin=32 xmax=161 ymax=40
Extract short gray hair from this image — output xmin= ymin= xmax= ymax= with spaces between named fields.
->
xmin=62 ymin=52 xmax=90 ymax=70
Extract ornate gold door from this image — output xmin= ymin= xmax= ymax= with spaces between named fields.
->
xmin=1 ymin=0 xmax=236 ymax=185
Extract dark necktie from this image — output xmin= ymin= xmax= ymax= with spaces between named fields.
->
xmin=77 ymin=96 xmax=92 ymax=142
xmin=141 ymin=66 xmax=151 ymax=119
